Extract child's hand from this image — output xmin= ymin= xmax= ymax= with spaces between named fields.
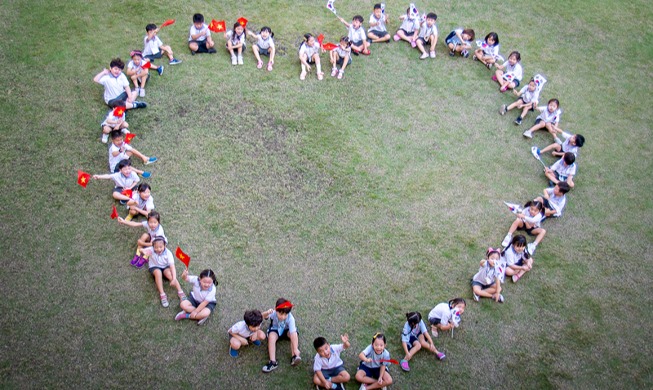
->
xmin=117 ymin=217 xmax=125 ymax=223
xmin=306 ymin=64 xmax=312 ymax=72
xmin=92 ymin=175 xmax=99 ymax=179
xmin=366 ymin=357 xmax=373 ymax=363
xmin=341 ymin=333 xmax=349 ymax=343
xmin=181 ymin=269 xmax=188 ymax=279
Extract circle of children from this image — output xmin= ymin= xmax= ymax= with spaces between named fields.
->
xmin=85 ymin=2 xmax=586 ymax=389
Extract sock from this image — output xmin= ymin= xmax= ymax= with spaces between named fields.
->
xmin=331 ymin=384 xmax=337 ymax=389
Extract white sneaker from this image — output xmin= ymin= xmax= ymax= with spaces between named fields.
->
xmin=501 ymin=233 xmax=512 ymax=247
xmin=531 ymin=146 xmax=540 ymax=159
xmin=429 ymin=51 xmax=436 ymax=58
xmin=101 ymin=133 xmax=109 ymax=143
xmin=231 ymin=55 xmax=237 ymax=65
xmin=237 ymin=55 xmax=243 ymax=65
xmin=527 ymin=243 xmax=537 ymax=256
xmin=500 ymin=104 xmax=507 ymax=115
xmin=473 ymin=292 xmax=480 ymax=302
xmin=139 ymin=88 xmax=145 ymax=97
xmin=522 ymin=130 xmax=533 ymax=139
xmin=420 ymin=52 xmax=429 ymax=60
xmin=331 ymin=67 xmax=338 ymax=77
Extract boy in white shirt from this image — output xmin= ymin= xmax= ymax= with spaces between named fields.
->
xmin=545 ymin=152 xmax=577 ymax=188
xmin=107 ymin=130 xmax=157 ymax=173
xmin=416 ymin=13 xmax=438 ymax=59
xmin=367 ymin=4 xmax=390 ymax=43
xmin=143 ymin=23 xmax=182 ymax=75
xmin=262 ymin=298 xmax=302 ymax=372
xmin=338 ymin=15 xmax=370 ymax=55
xmin=188 ymin=13 xmax=216 ymax=54
xmin=100 ymin=100 xmax=129 ymax=143
xmin=535 ymin=182 xmax=570 ymax=218
xmin=93 ymin=58 xmax=147 ymax=110
xmin=228 ymin=310 xmax=268 ymax=357
xmin=312 ymin=334 xmax=351 ymax=390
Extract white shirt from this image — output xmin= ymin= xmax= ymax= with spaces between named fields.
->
xmin=399 ymin=16 xmax=420 ymax=33
xmin=502 ymin=246 xmax=529 ymax=267
xmin=141 ymin=220 xmax=166 ymax=241
xmin=101 ymin=109 xmax=125 ymax=128
xmin=108 ymin=142 xmax=133 ymax=172
xmin=226 ymin=30 xmax=246 ymax=46
xmin=109 ymin=171 xmax=139 ymax=189
xmin=229 ymin=320 xmax=255 ymax=338
xmin=560 ymin=132 xmax=580 ymax=156
xmin=418 ymin=22 xmax=437 ymax=40
xmin=299 ymin=42 xmax=320 ymax=59
xmin=502 ymin=61 xmax=523 ymax=82
xmin=257 ymin=35 xmax=274 ymax=50
xmin=148 ymin=247 xmax=174 ymax=269
xmin=131 ymin=191 xmax=154 ymax=211
xmin=518 ymin=85 xmax=540 ymax=104
xmin=127 ymin=60 xmax=145 ymax=75
xmin=313 ymin=344 xmax=345 ymax=372
xmin=537 ymin=107 xmax=562 ymax=124
xmin=360 ymin=344 xmax=390 ymax=368
xmin=143 ymin=35 xmax=163 ymax=56
xmin=369 ymin=13 xmax=387 ymax=32
xmin=268 ymin=311 xmax=297 ymax=336
xmin=98 ymin=73 xmax=129 ymax=104
xmin=544 ymin=187 xmax=566 ymax=217
xmin=428 ymin=303 xmax=452 ymax=324
xmin=550 ymin=158 xmax=577 ymax=179
xmin=189 ymin=23 xmax=210 ymax=42
xmin=348 ymin=25 xmax=366 ymax=43
xmin=473 ymin=259 xmax=505 ymax=285
xmin=187 ymin=275 xmax=217 ymax=303
xmin=334 ymin=45 xmax=351 ymax=58
xmin=523 ymin=210 xmax=545 ymax=228
xmin=481 ymin=42 xmax=500 ymax=58
xmin=401 ymin=320 xmax=428 ymax=343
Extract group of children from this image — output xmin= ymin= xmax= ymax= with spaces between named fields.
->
xmin=83 ymin=4 xmax=590 ymax=389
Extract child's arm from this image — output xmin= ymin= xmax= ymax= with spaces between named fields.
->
xmin=92 ymin=173 xmax=112 ymax=180
xmin=358 ymin=351 xmax=372 ymax=363
xmin=341 ymin=333 xmax=350 ymax=349
xmin=246 ymin=30 xmax=258 ymax=39
xmin=337 ymin=16 xmax=351 ymax=28
xmin=117 ymin=217 xmax=145 ymax=227
xmin=262 ymin=308 xmax=274 ymax=319
xmin=181 ymin=268 xmax=189 ymax=282
xmin=93 ymin=69 xmax=109 ymax=84
xmin=105 ymin=115 xmax=123 ymax=126
xmin=192 ymin=300 xmax=209 ymax=317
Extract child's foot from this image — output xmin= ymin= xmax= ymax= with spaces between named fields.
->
xmin=130 ymin=254 xmax=140 ymax=266
xmin=522 ymin=130 xmax=533 ymax=139
xmin=429 ymin=51 xmax=436 ymax=58
xmin=531 ymin=146 xmax=541 ymax=159
xmin=500 ymin=104 xmax=507 ymax=115
xmin=362 ymin=48 xmax=371 ymax=55
xmin=207 ymin=48 xmax=217 ymax=54
xmin=317 ymin=72 xmax=324 ymax=81
xmin=290 ymin=355 xmax=302 ymax=366
xmin=169 ymin=58 xmax=182 ymax=65
xmin=486 ymin=62 xmax=493 ymax=69
xmin=420 ymin=52 xmax=429 ymax=60
xmin=410 ymin=40 xmax=417 ymax=48
xmin=119 ymin=199 xmax=128 ymax=205
xmin=491 ymin=75 xmax=498 ymax=82
xmin=512 ymin=274 xmax=521 ymax=283
xmin=500 ymin=85 xmax=509 ymax=92
xmin=157 ymin=66 xmax=164 ymax=76
xmin=462 ymin=49 xmax=469 ymax=58
xmin=177 ymin=291 xmax=187 ymax=300
xmin=400 ymin=359 xmax=410 ymax=372
xmin=190 ymin=50 xmax=197 ymax=56
xmin=160 ymin=294 xmax=169 ymax=308
xmin=257 ymin=60 xmax=263 ymax=69
xmin=175 ymin=311 xmax=188 ymax=320
xmin=514 ymin=116 xmax=523 ymax=125
xmin=300 ymin=70 xmax=307 ymax=80
xmin=231 ymin=55 xmax=237 ymax=66
xmin=197 ymin=316 xmax=209 ymax=326
xmin=262 ymin=360 xmax=279 ymax=373
xmin=473 ymin=292 xmax=480 ymax=302
xmin=492 ymin=294 xmax=505 ymax=303
xmin=101 ymin=133 xmax=109 ymax=143
xmin=237 ymin=55 xmax=243 ymax=65
xmin=527 ymin=243 xmax=537 ymax=255
xmin=393 ymin=34 xmax=401 ymax=41
xmin=436 ymin=352 xmax=446 ymax=360
xmin=135 ymin=256 xmax=148 ymax=269
xmin=331 ymin=67 xmax=338 ymax=77
xmin=267 ymin=61 xmax=273 ymax=71
xmin=352 ymin=48 xmax=360 ymax=56
xmin=252 ymin=339 xmax=262 ymax=346
xmin=141 ymin=171 xmax=152 ymax=178
xmin=133 ymin=101 xmax=147 ymax=109
xmin=472 ymin=55 xmax=478 ymax=61
xmin=145 ymin=156 xmax=158 ymax=165
xmin=337 ymin=70 xmax=344 ymax=80
xmin=431 ymin=328 xmax=438 ymax=337
xmin=139 ymin=88 xmax=145 ymax=97
xmin=229 ymin=347 xmax=239 ymax=358
xmin=449 ymin=50 xmax=455 ymax=56
xmin=501 ymin=233 xmax=512 ymax=247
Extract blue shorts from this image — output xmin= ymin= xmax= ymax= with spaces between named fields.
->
xmin=357 ymin=363 xmax=381 ymax=379
xmin=445 ymin=31 xmax=460 ymax=46
xmin=257 ymin=46 xmax=270 ymax=56
xmin=336 ymin=57 xmax=352 ymax=66
xmin=149 ymin=266 xmax=169 ymax=275
xmin=398 ymin=29 xmax=415 ymax=37
xmin=107 ymin=92 xmax=129 ymax=107
xmin=512 ymin=79 xmax=521 ymax=88
xmin=406 ymin=334 xmax=420 ymax=350
xmin=428 ymin=317 xmax=442 ymax=326
xmin=472 ymin=280 xmax=493 ymax=290
xmin=369 ymin=30 xmax=389 ymax=39
xmin=318 ymin=365 xmax=345 ymax=380
xmin=144 ymin=52 xmax=163 ymax=60
xmin=189 ymin=294 xmax=216 ymax=312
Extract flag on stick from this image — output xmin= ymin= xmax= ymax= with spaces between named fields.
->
xmin=209 ymin=19 xmax=226 ymax=33
xmin=160 ymin=19 xmax=175 ymax=28
xmin=175 ymin=246 xmax=191 ymax=268
xmin=110 ymin=205 xmax=118 ymax=219
xmin=77 ymin=170 xmax=91 ymax=188
xmin=124 ymin=133 xmax=136 ymax=144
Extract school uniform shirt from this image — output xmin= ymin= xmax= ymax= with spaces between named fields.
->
xmin=228 ymin=320 xmax=255 ymax=338
xmin=268 ymin=311 xmax=297 ymax=336
xmin=187 ymin=275 xmax=217 ymax=303
xmin=299 ymin=42 xmax=320 ymax=59
xmin=452 ymin=28 xmax=471 ymax=44
xmin=473 ymin=259 xmax=506 ymax=285
xmin=127 ymin=60 xmax=145 ymax=75
xmin=428 ymin=303 xmax=453 ymax=325
xmin=225 ymin=30 xmax=246 ymax=46
xmin=348 ymin=25 xmax=367 ymax=43
xmin=523 ymin=210 xmax=545 ymax=228
xmin=502 ymin=246 xmax=530 ymax=267
xmin=98 ymin=73 xmax=129 ymax=104
xmin=148 ymin=247 xmax=174 ymax=269
xmin=536 ymin=107 xmax=562 ymax=124
xmin=550 ymin=158 xmax=577 ymax=180
xmin=560 ymin=132 xmax=580 ymax=156
xmin=188 ymin=23 xmax=210 ymax=42
xmin=399 ymin=16 xmax=420 ymax=33
xmin=141 ymin=220 xmax=166 ymax=242
xmin=544 ymin=187 xmax=567 ymax=216
xmin=101 ymin=109 xmax=125 ymax=128
xmin=313 ymin=344 xmax=345 ymax=372
xmin=401 ymin=320 xmax=428 ymax=343
xmin=481 ymin=42 xmax=500 ymax=58
xmin=519 ymin=85 xmax=540 ymax=104
xmin=418 ymin=22 xmax=438 ymax=40
xmin=502 ymin=61 xmax=523 ymax=82
xmin=257 ymin=35 xmax=274 ymax=50
xmin=131 ymin=191 xmax=155 ymax=211
xmin=360 ymin=344 xmax=390 ymax=369
xmin=108 ymin=142 xmax=133 ymax=172
xmin=109 ymin=171 xmax=139 ymax=189
xmin=143 ymin=35 xmax=163 ymax=56
xmin=369 ymin=13 xmax=387 ymax=33
xmin=334 ymin=45 xmax=351 ymax=58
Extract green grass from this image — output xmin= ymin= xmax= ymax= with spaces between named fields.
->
xmin=1 ymin=0 xmax=652 ymax=388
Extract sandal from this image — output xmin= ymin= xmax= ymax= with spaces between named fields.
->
xmin=267 ymin=61 xmax=273 ymax=71
xmin=317 ymin=72 xmax=324 ymax=81
xmin=160 ymin=294 xmax=169 ymax=308
xmin=177 ymin=291 xmax=187 ymax=300
xmin=436 ymin=352 xmax=446 ymax=360
xmin=257 ymin=60 xmax=263 ymax=69
xmin=362 ymin=49 xmax=371 ymax=55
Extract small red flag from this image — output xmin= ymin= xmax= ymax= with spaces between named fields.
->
xmin=322 ymin=42 xmax=338 ymax=51
xmin=124 ymin=133 xmax=136 ymax=144
xmin=121 ymin=189 xmax=133 ymax=198
xmin=110 ymin=205 xmax=118 ymax=219
xmin=209 ymin=19 xmax=226 ymax=33
xmin=141 ymin=61 xmax=152 ymax=69
xmin=175 ymin=246 xmax=191 ymax=268
xmin=237 ymin=17 xmax=248 ymax=28
xmin=113 ymin=106 xmax=126 ymax=117
xmin=317 ymin=34 xmax=324 ymax=45
xmin=77 ymin=170 xmax=91 ymax=188
xmin=160 ymin=19 xmax=175 ymax=28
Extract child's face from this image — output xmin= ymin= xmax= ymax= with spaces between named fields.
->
xmin=513 ymin=244 xmax=525 ymax=254
xmin=453 ymin=303 xmax=466 ymax=315
xmin=194 ymin=22 xmax=204 ymax=30
xmin=276 ymin=310 xmax=288 ymax=322
xmin=373 ymin=8 xmax=382 ymax=18
xmin=352 ymin=19 xmax=361 ymax=29
xmin=307 ymin=36 xmax=315 ymax=46
xmin=528 ymin=81 xmax=537 ymax=91
xmin=147 ymin=30 xmax=156 ymax=38
xmin=426 ymin=18 xmax=435 ymax=27
xmin=488 ymin=253 xmax=499 ymax=265
xmin=132 ymin=55 xmax=142 ymax=65
xmin=487 ymin=36 xmax=496 ymax=45
xmin=110 ymin=66 xmax=122 ymax=77
xmin=553 ymin=185 xmax=563 ymax=196
xmin=372 ymin=338 xmax=386 ymax=355
xmin=548 ymin=101 xmax=559 ymax=113
xmin=235 ymin=25 xmax=244 ymax=35
xmin=508 ymin=55 xmax=517 ymax=65
xmin=147 ymin=217 xmax=159 ymax=231
xmin=119 ymin=165 xmax=132 ymax=176
xmin=340 ymin=40 xmax=348 ymax=48
xmin=261 ymin=30 xmax=270 ymax=39
xmin=462 ymin=33 xmax=471 ymax=41
xmin=316 ymin=343 xmax=331 ymax=359
xmin=139 ymin=188 xmax=151 ymax=200
xmin=199 ymin=276 xmax=213 ymax=290
xmin=112 ymin=136 xmax=124 ymax=146
xmin=569 ymin=135 xmax=577 ymax=145
xmin=528 ymin=205 xmax=540 ymax=216
xmin=248 ymin=324 xmax=261 ymax=333
xmin=152 ymin=240 xmax=165 ymax=254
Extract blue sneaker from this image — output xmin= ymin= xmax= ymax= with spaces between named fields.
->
xmin=134 ymin=101 xmax=147 ymax=109
xmin=229 ymin=347 xmax=239 ymax=358
xmin=169 ymin=58 xmax=182 ymax=65
xmin=252 ymin=340 xmax=262 ymax=346
xmin=141 ymin=171 xmax=152 ymax=178
xmin=145 ymin=157 xmax=158 ymax=165
xmin=157 ymin=65 xmax=164 ymax=76
xmin=119 ymin=199 xmax=128 ymax=205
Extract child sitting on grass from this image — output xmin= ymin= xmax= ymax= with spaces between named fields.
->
xmin=501 ymin=200 xmax=547 ymax=255
xmin=428 ymin=298 xmax=466 ymax=337
xmin=544 ymin=152 xmax=577 ymax=189
xmin=534 ymin=182 xmax=570 ymax=218
xmin=126 ymin=50 xmax=150 ymax=97
xmin=472 ymin=248 xmax=505 ymax=303
xmin=118 ymin=210 xmax=166 ymax=268
xmin=188 ymin=13 xmax=216 ymax=54
xmin=445 ymin=28 xmax=475 ymax=57
xmin=225 ymin=22 xmax=247 ymax=65
xmin=92 ymin=159 xmax=139 ymax=204
xmin=493 ymin=51 xmax=523 ymax=92
xmin=100 ymin=100 xmax=129 ymax=144
xmin=329 ymin=36 xmax=352 ymax=80
xmin=93 ymin=58 xmax=147 ymax=109
xmin=500 ymin=77 xmax=540 ymax=125
xmin=532 ymin=132 xmax=585 ymax=158
xmin=313 ymin=334 xmax=351 ymax=390
xmin=262 ymin=298 xmax=302 ymax=372
xmin=502 ymin=235 xmax=533 ymax=283
xmin=367 ymin=4 xmax=390 ymax=43
xmin=143 ymin=23 xmax=181 ymax=73
xmin=416 ymin=12 xmax=438 ymax=59
xmin=400 ymin=311 xmax=445 ymax=372
xmin=175 ymin=269 xmax=218 ymax=326
xmin=141 ymin=236 xmax=185 ymax=308
xmin=338 ymin=14 xmax=370 ymax=55
xmin=107 ymin=130 xmax=157 ymax=174
xmin=228 ymin=310 xmax=268 ymax=357
xmin=394 ymin=6 xmax=420 ymax=46
xmin=298 ymin=34 xmax=324 ymax=81
xmin=523 ymin=98 xmax=562 ymax=140
xmin=247 ymin=26 xmax=276 ymax=71
xmin=355 ymin=332 xmax=393 ymax=390
xmin=125 ymin=182 xmax=154 ymax=221
xmin=473 ymin=32 xmax=500 ymax=69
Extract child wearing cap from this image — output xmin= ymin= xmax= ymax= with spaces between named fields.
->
xmin=261 ymin=298 xmax=302 ymax=372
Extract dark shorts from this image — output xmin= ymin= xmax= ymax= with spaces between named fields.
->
xmin=405 ymin=334 xmax=420 ymax=350
xmin=257 ymin=46 xmax=270 ymax=56
xmin=133 ymin=73 xmax=151 ymax=86
xmin=112 ymin=186 xmax=125 ymax=194
xmin=518 ymin=98 xmax=536 ymax=111
xmin=267 ymin=328 xmax=298 ymax=340
xmin=318 ymin=365 xmax=345 ymax=379
xmin=336 ymin=57 xmax=352 ymax=66
xmin=352 ymin=40 xmax=365 ymax=47
xmin=515 ymin=259 xmax=525 ymax=267
xmin=144 ymin=52 xmax=163 ymax=60
xmin=512 ymin=79 xmax=521 ymax=88
xmin=189 ymin=294 xmax=216 ymax=312
xmin=472 ymin=280 xmax=493 ymax=290
xmin=149 ymin=265 xmax=170 ymax=275
xmin=520 ymin=224 xmax=538 ymax=236
xmin=445 ymin=31 xmax=459 ymax=45
xmin=369 ymin=30 xmax=389 ymax=39
xmin=428 ymin=317 xmax=442 ymax=326
xmin=398 ymin=28 xmax=415 ymax=37
xmin=107 ymin=92 xmax=129 ymax=107
xmin=417 ymin=37 xmax=432 ymax=45
xmin=357 ymin=363 xmax=381 ymax=379
xmin=190 ymin=40 xmax=209 ymax=53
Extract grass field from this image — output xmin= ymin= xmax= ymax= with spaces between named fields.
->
xmin=1 ymin=0 xmax=652 ymax=388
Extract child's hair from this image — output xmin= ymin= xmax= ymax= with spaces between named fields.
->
xmin=193 ymin=13 xmax=204 ymax=24
xmin=372 ymin=332 xmax=386 ymax=344
xmin=462 ymin=29 xmax=475 ymax=40
xmin=233 ymin=22 xmax=243 ymax=31
xmin=244 ymin=310 xmax=264 ymax=327
xmin=313 ymin=336 xmax=328 ymax=350
xmin=374 ymin=3 xmax=382 ymax=10
xmin=152 ymin=235 xmax=167 ymax=245
xmin=275 ymin=297 xmax=293 ymax=313
xmin=145 ymin=23 xmax=157 ymax=32
xmin=260 ymin=26 xmax=274 ymax=38
xmin=448 ymin=298 xmax=466 ymax=308
xmin=108 ymin=99 xmax=126 ymax=109
xmin=508 ymin=51 xmax=521 ymax=61
xmin=340 ymin=36 xmax=351 ymax=46
xmin=426 ymin=12 xmax=437 ymax=21
xmin=116 ymin=158 xmax=132 ymax=170
xmin=548 ymin=98 xmax=560 ymax=107
xmin=406 ymin=311 xmax=422 ymax=328
xmin=110 ymin=129 xmax=124 ymax=140
xmin=137 ymin=182 xmax=151 ymax=193
xmin=486 ymin=247 xmax=501 ymax=258
xmin=109 ymin=58 xmax=125 ymax=69
xmin=524 ymin=200 xmax=544 ymax=214
xmin=353 ymin=15 xmax=364 ymax=23
xmin=502 ymin=235 xmax=530 ymax=258
xmin=557 ymin=182 xmax=571 ymax=194
xmin=575 ymin=134 xmax=585 ymax=147
xmin=303 ymin=33 xmax=313 ymax=42
xmin=563 ymin=152 xmax=575 ymax=165
xmin=147 ymin=210 xmax=161 ymax=223
xmin=130 ymin=50 xmax=143 ymax=59
xmin=485 ymin=32 xmax=499 ymax=45
xmin=199 ymin=269 xmax=219 ymax=286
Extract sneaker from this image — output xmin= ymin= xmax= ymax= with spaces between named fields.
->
xmin=486 ymin=63 xmax=493 ymax=69
xmin=472 ymin=55 xmax=478 ymax=61
xmin=492 ymin=75 xmax=498 ymax=82
xmin=317 ymin=72 xmax=324 ymax=81
xmin=262 ymin=360 xmax=279 ymax=373
xmin=237 ymin=55 xmax=243 ymax=65
xmin=420 ymin=52 xmax=429 ymax=60
xmin=145 ymin=156 xmax=158 ymax=165
xmin=429 ymin=51 xmax=436 ymax=58
xmin=462 ymin=49 xmax=469 ymax=58
xmin=393 ymin=34 xmax=400 ymax=41
xmin=157 ymin=66 xmax=164 ymax=76
xmin=231 ymin=55 xmax=237 ymax=65
xmin=512 ymin=274 xmax=520 ymax=283
xmin=130 ymin=254 xmax=140 ymax=266
xmin=360 ymin=385 xmax=367 ymax=390
xmin=473 ymin=292 xmax=480 ymax=302
xmin=500 ymin=104 xmax=507 ymax=115
xmin=257 ymin=60 xmax=263 ymax=69
xmin=410 ymin=40 xmax=417 ymax=48
xmin=141 ymin=171 xmax=152 ymax=178
xmin=501 ymin=233 xmax=512 ymax=247
xmin=290 ymin=355 xmax=302 ymax=366
xmin=449 ymin=50 xmax=455 ymax=57
xmin=436 ymin=352 xmax=446 ymax=360
xmin=121 ymin=129 xmax=130 ymax=134
xmin=160 ymin=294 xmax=169 ymax=308
xmin=337 ymin=70 xmax=344 ymax=79
xmin=207 ymin=48 xmax=217 ymax=54
xmin=169 ymin=58 xmax=182 ymax=65
xmin=515 ymin=116 xmax=523 ymax=125
xmin=197 ymin=316 xmax=209 ymax=326
xmin=101 ymin=133 xmax=109 ymax=143
xmin=252 ymin=340 xmax=262 ymax=346
xmin=400 ymin=359 xmax=410 ymax=372
xmin=139 ymin=88 xmax=145 ymax=97
xmin=431 ymin=328 xmax=438 ymax=338
xmin=134 ymin=101 xmax=147 ymax=109
xmin=497 ymin=294 xmax=505 ymax=303
xmin=531 ymin=146 xmax=541 ymax=159
xmin=190 ymin=50 xmax=197 ymax=56
xmin=527 ymin=243 xmax=537 ymax=256
xmin=229 ymin=347 xmax=239 ymax=358
xmin=135 ymin=256 xmax=148 ymax=269
xmin=522 ymin=130 xmax=533 ymax=139
xmin=300 ymin=70 xmax=307 ymax=80
xmin=335 ymin=384 xmax=346 ymax=390
xmin=331 ymin=67 xmax=338 ymax=77
xmin=175 ymin=311 xmax=187 ymax=321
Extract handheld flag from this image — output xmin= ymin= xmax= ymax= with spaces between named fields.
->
xmin=409 ymin=3 xmax=419 ymax=19
xmin=77 ymin=170 xmax=91 ymax=188
xmin=380 ymin=359 xmax=400 ymax=365
xmin=381 ymin=3 xmax=385 ymax=13
xmin=124 ymin=133 xmax=136 ymax=144
xmin=317 ymin=34 xmax=324 ymax=45
xmin=322 ymin=42 xmax=338 ymax=51
xmin=121 ymin=189 xmax=133 ymax=198
xmin=113 ymin=106 xmax=126 ymax=117
xmin=533 ymin=74 xmax=547 ymax=94
xmin=175 ymin=246 xmax=191 ymax=268
xmin=160 ymin=19 xmax=175 ymax=28
xmin=237 ymin=17 xmax=248 ymax=28
xmin=326 ymin=0 xmax=337 ymax=14
xmin=141 ymin=61 xmax=152 ymax=69
xmin=502 ymin=72 xmax=514 ymax=81
xmin=110 ymin=205 xmax=118 ymax=219
xmin=209 ymin=19 xmax=226 ymax=33
xmin=504 ymin=201 xmax=523 ymax=215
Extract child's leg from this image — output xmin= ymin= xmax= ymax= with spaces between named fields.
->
xmin=494 ymin=69 xmax=504 ymax=84
xmin=139 ymin=73 xmax=148 ymax=90
xmin=363 ymin=39 xmax=370 ymax=51
xmin=237 ymin=46 xmax=243 ymax=55
xmin=473 ymin=284 xmax=496 ymax=298
xmin=206 ymin=37 xmax=215 ymax=48
xmin=397 ymin=30 xmax=412 ymax=42
xmin=544 ymin=123 xmax=558 ymax=140
xmin=474 ymin=48 xmax=484 ymax=61
xmin=137 ymin=233 xmax=152 ymax=248
xmin=288 ymin=331 xmax=300 ymax=358
xmin=540 ymin=143 xmax=562 ymax=155
xmin=125 ymin=148 xmax=150 ymax=164
xmin=268 ymin=47 xmax=275 ymax=63
xmin=533 ymin=227 xmax=547 ymax=245
xmin=329 ymin=51 xmax=337 ymax=67
xmin=267 ymin=331 xmax=279 ymax=361
xmin=404 ymin=340 xmax=421 ymax=360
xmin=230 ymin=334 xmax=249 ymax=350
xmin=161 ymin=45 xmax=174 ymax=61
xmin=179 ymin=299 xmax=196 ymax=313
xmin=340 ymin=56 xmax=350 ymax=72
xmin=313 ymin=373 xmax=327 ymax=388
xmin=312 ymin=54 xmax=323 ymax=76
xmin=429 ymin=34 xmax=437 ymax=52
xmin=332 ymin=370 xmax=351 ymax=384
xmin=189 ymin=41 xmax=199 ymax=52
xmin=508 ymin=219 xmax=525 ymax=235
xmin=416 ymin=39 xmax=427 ymax=54
xmin=519 ymin=105 xmax=531 ymax=119
xmin=152 ymin=269 xmax=165 ymax=295
xmin=111 ymin=191 xmax=131 ymax=202
xmin=527 ymin=121 xmax=546 ymax=134
xmin=252 ymin=329 xmax=267 ymax=342
xmin=252 ymin=45 xmax=262 ymax=62
xmin=355 ymin=370 xmax=376 ymax=386
xmin=418 ymin=333 xmax=440 ymax=354
xmin=130 ymin=75 xmax=139 ymax=89
xmin=102 ymin=125 xmax=112 ymax=135
xmin=162 ymin=268 xmax=182 ymax=293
